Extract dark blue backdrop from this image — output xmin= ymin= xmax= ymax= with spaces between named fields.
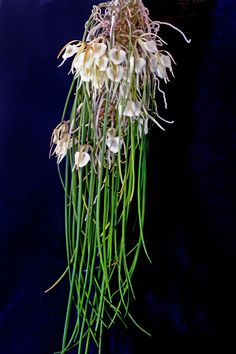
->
xmin=0 ymin=0 xmax=236 ymax=353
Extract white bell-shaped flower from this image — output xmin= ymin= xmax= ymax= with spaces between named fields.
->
xmin=106 ymin=66 xmax=124 ymax=83
xmin=73 ymin=151 xmax=90 ymax=169
xmin=84 ymin=48 xmax=94 ymax=68
xmin=80 ymin=67 xmax=92 ymax=82
xmin=150 ymin=55 xmax=158 ymax=73
xmin=55 ymin=138 xmax=73 ymax=164
xmin=93 ymin=71 xmax=105 ymax=89
xmin=160 ymin=54 xmax=173 ymax=74
xmin=160 ymin=54 xmax=171 ymax=67
xmin=95 ymin=55 xmax=109 ymax=72
xmin=157 ymin=65 xmax=167 ymax=80
xmin=58 ymin=44 xmax=79 ymax=66
xmin=135 ymin=57 xmax=146 ymax=73
xmin=152 ymin=53 xmax=173 ymax=82
xmin=63 ymin=44 xmax=78 ymax=59
xmin=106 ymin=136 xmax=122 ymax=154
xmin=73 ymin=52 xmax=85 ymax=70
xmin=109 ymin=48 xmax=126 ymax=65
xmin=123 ymin=100 xmax=141 ymax=117
xmin=138 ymin=39 xmax=158 ymax=53
xmin=93 ymin=42 xmax=107 ymax=59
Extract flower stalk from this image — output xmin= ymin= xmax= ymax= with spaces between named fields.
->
xmin=49 ymin=1 xmax=190 ymax=353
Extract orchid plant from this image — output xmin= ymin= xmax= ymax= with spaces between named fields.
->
xmin=49 ymin=0 xmax=190 ymax=353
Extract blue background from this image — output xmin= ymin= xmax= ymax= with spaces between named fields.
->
xmin=0 ymin=0 xmax=236 ymax=352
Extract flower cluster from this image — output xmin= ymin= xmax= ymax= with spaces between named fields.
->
xmin=60 ymin=38 xmax=174 ymax=91
xmin=51 ymin=0 xmax=190 ymax=169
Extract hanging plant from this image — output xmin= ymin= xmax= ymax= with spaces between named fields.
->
xmin=48 ymin=0 xmax=190 ymax=353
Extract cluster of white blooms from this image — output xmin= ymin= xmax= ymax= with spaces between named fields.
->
xmin=51 ymin=0 xmax=190 ymax=170
xmin=59 ymin=38 xmax=174 ymax=90
xmin=52 ymin=37 xmax=175 ymax=168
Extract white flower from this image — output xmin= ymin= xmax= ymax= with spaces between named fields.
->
xmin=160 ymin=54 xmax=173 ymax=73
xmin=123 ymin=100 xmax=141 ymax=117
xmin=106 ymin=66 xmax=124 ymax=83
xmin=73 ymin=52 xmax=86 ymax=72
xmin=92 ymin=71 xmax=105 ymax=89
xmin=84 ymin=48 xmax=94 ymax=68
xmin=80 ymin=67 xmax=93 ymax=82
xmin=63 ymin=44 xmax=78 ymax=59
xmin=58 ymin=44 xmax=79 ymax=67
xmin=54 ymin=137 xmax=73 ymax=163
xmin=156 ymin=65 xmax=167 ymax=81
xmin=135 ymin=57 xmax=146 ymax=74
xmin=72 ymin=49 xmax=94 ymax=75
xmin=150 ymin=53 xmax=173 ymax=82
xmin=109 ymin=48 xmax=126 ymax=65
xmin=106 ymin=136 xmax=122 ymax=154
xmin=138 ymin=39 xmax=158 ymax=53
xmin=73 ymin=151 xmax=90 ymax=169
xmin=95 ymin=55 xmax=109 ymax=72
xmin=93 ymin=42 xmax=107 ymax=59
xmin=150 ymin=55 xmax=158 ymax=73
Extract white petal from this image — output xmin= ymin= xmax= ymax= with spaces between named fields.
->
xmin=74 ymin=151 xmax=90 ymax=169
xmin=80 ymin=68 xmax=92 ymax=82
xmin=62 ymin=44 xmax=78 ymax=60
xmin=109 ymin=48 xmax=126 ymax=65
xmin=106 ymin=66 xmax=124 ymax=83
xmin=106 ymin=137 xmax=121 ymax=154
xmin=157 ymin=65 xmax=167 ymax=80
xmin=95 ymin=55 xmax=109 ymax=71
xmin=92 ymin=72 xmax=105 ymax=89
xmin=84 ymin=49 xmax=94 ymax=68
xmin=55 ymin=140 xmax=72 ymax=163
xmin=150 ymin=55 xmax=158 ymax=72
xmin=93 ymin=43 xmax=107 ymax=59
xmin=139 ymin=39 xmax=158 ymax=53
xmin=160 ymin=54 xmax=171 ymax=68
xmin=135 ymin=57 xmax=146 ymax=73
xmin=73 ymin=52 xmax=85 ymax=71
xmin=143 ymin=40 xmax=158 ymax=53
xmin=123 ymin=100 xmax=140 ymax=117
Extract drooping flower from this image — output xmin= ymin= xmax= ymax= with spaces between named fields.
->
xmin=95 ymin=55 xmax=109 ymax=72
xmin=93 ymin=70 xmax=105 ymax=89
xmin=58 ymin=44 xmax=79 ymax=67
xmin=135 ymin=57 xmax=146 ymax=74
xmin=73 ymin=149 xmax=90 ymax=170
xmin=138 ymin=38 xmax=158 ymax=54
xmin=80 ymin=67 xmax=93 ymax=82
xmin=109 ymin=48 xmax=126 ymax=65
xmin=123 ymin=100 xmax=141 ymax=117
xmin=84 ymin=48 xmax=94 ymax=68
xmin=54 ymin=137 xmax=73 ymax=163
xmin=150 ymin=53 xmax=173 ymax=83
xmin=106 ymin=66 xmax=124 ymax=83
xmin=92 ymin=42 xmax=107 ymax=59
xmin=106 ymin=128 xmax=122 ymax=154
xmin=106 ymin=136 xmax=122 ymax=153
